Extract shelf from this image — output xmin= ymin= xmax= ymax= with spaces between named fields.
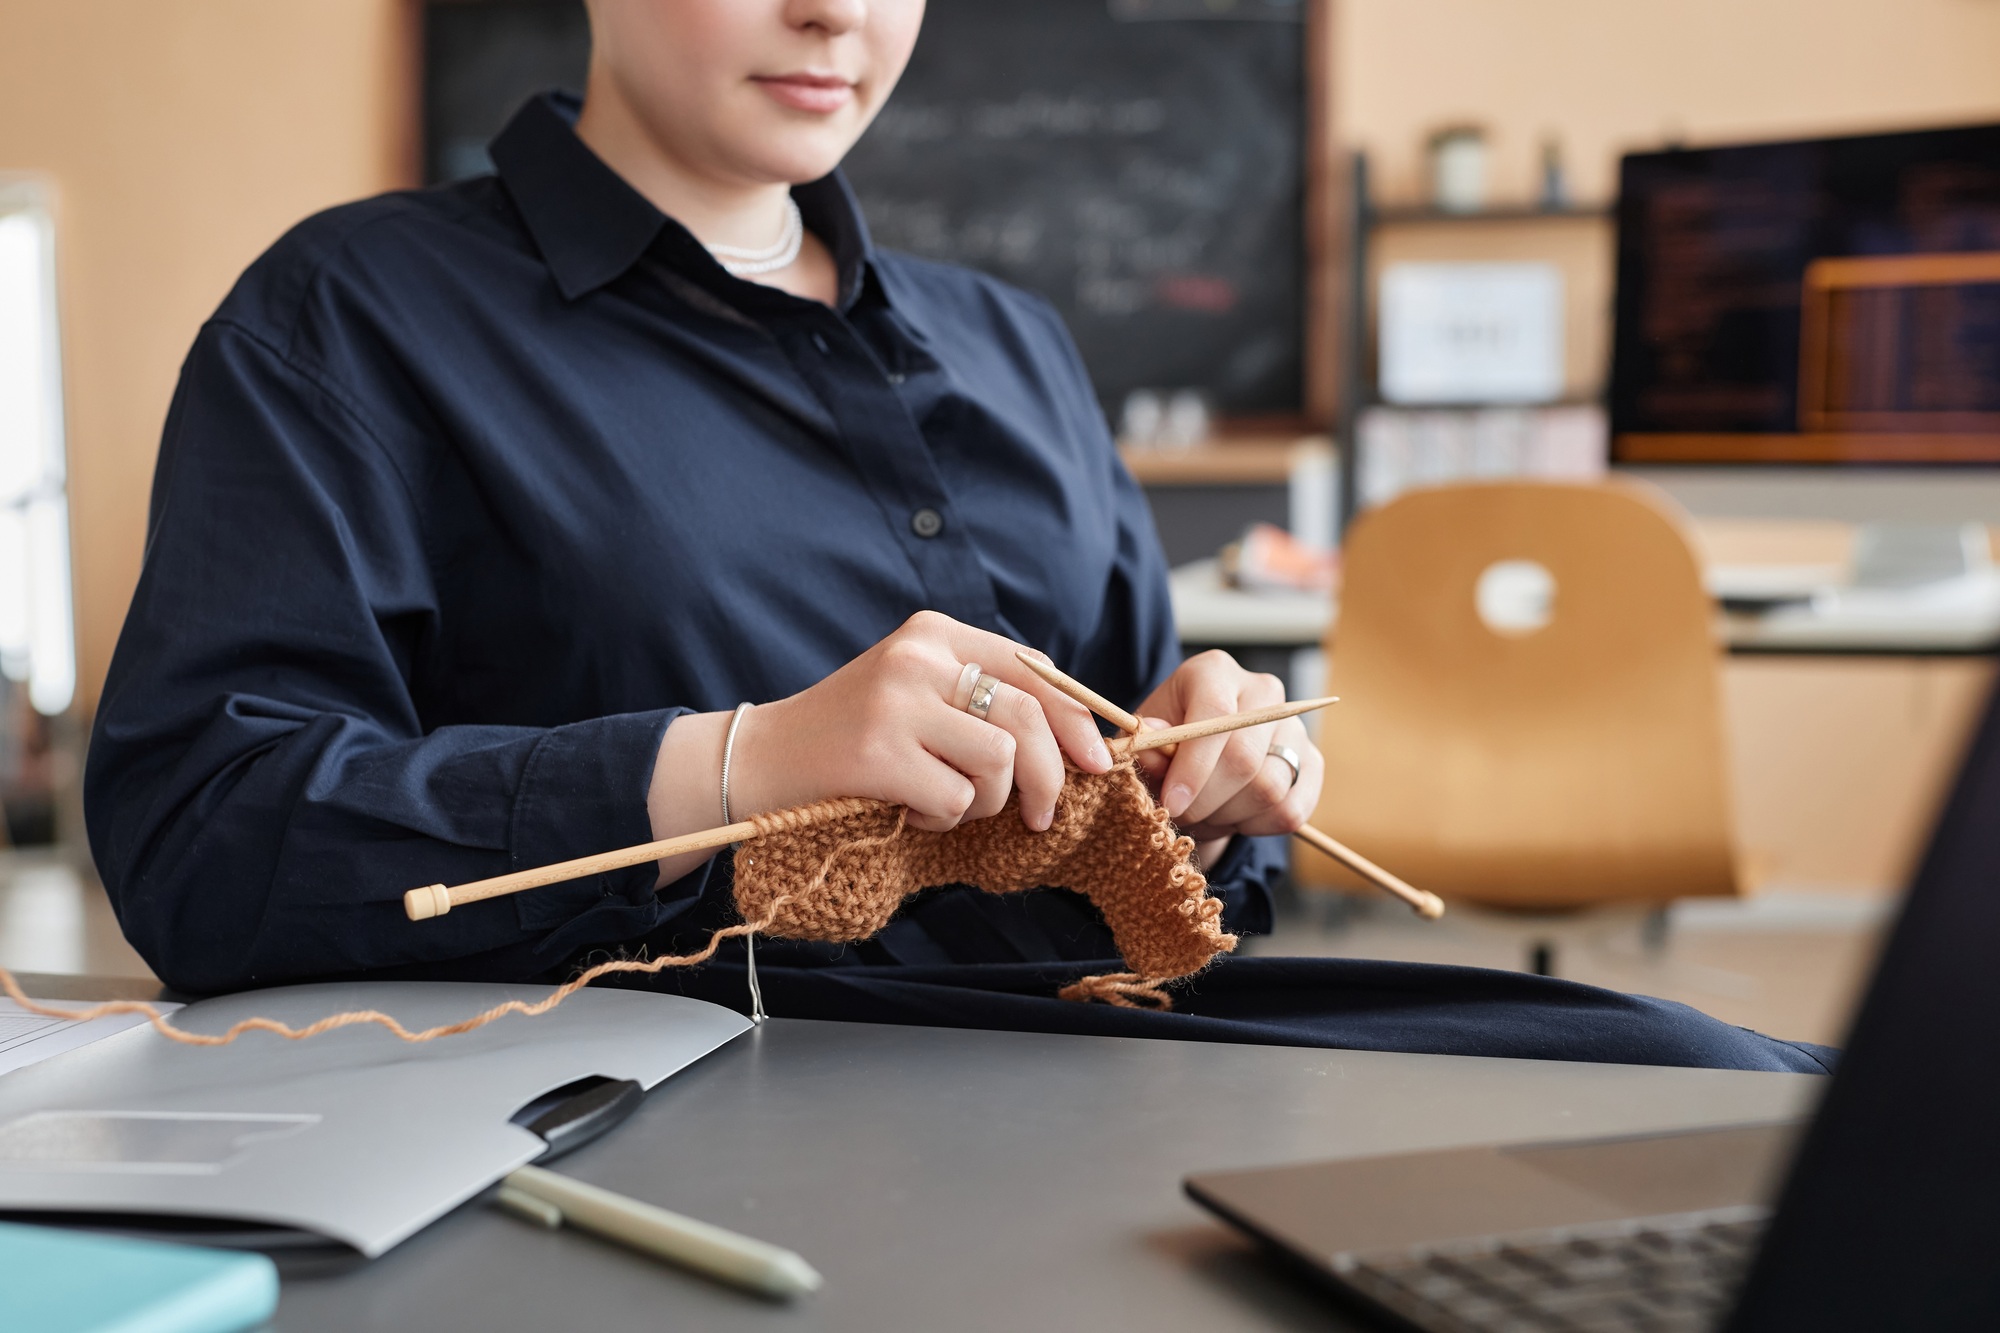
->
xmin=1119 ymin=436 xmax=1332 ymax=486
xmin=1368 ymin=204 xmax=1612 ymax=226
xmin=1361 ymin=397 xmax=1608 ymax=412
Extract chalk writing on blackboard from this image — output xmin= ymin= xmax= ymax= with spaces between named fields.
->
xmin=843 ymin=1 xmax=1306 ymax=415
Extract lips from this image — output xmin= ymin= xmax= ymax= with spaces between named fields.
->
xmin=752 ymin=73 xmax=857 ymax=115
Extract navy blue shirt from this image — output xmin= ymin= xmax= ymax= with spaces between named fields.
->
xmin=86 ymin=93 xmax=1279 ymax=994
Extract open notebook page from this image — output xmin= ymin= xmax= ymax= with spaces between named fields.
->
xmin=0 ymin=998 xmax=179 ymax=1078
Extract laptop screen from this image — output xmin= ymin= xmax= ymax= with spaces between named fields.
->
xmin=1727 ymin=680 xmax=2000 ymax=1328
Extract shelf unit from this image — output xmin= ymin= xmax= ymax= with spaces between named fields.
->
xmin=1334 ymin=152 xmax=1617 ymax=531
xmin=1369 ymin=204 xmax=1612 ymax=226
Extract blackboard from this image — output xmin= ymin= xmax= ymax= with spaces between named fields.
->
xmin=423 ymin=0 xmax=1310 ymax=417
xmin=423 ymin=1 xmax=590 ymax=184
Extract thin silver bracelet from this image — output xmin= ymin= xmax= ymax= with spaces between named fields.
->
xmin=719 ymin=701 xmax=760 ymax=1024
xmin=720 ymin=702 xmax=753 ymax=825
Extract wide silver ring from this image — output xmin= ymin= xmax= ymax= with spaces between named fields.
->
xmin=967 ymin=673 xmax=1002 ymax=721
xmin=953 ymin=661 xmax=984 ymax=712
xmin=1268 ymin=743 xmax=1302 ymax=791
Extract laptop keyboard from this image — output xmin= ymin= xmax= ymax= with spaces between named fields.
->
xmin=1333 ymin=1207 xmax=1769 ymax=1332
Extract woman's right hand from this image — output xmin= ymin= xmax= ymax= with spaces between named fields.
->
xmin=644 ymin=612 xmax=1115 ymax=882
xmin=702 ymin=611 xmax=1114 ymax=837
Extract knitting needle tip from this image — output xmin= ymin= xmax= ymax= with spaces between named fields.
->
xmin=995 ymin=655 xmax=1437 ymax=919
xmin=1117 ymin=696 xmax=1339 ymax=754
xmin=1016 ymin=652 xmax=1337 ymax=762
xmin=1291 ymin=824 xmax=1444 ymax=920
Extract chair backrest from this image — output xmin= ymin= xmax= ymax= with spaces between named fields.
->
xmin=1294 ymin=480 xmax=1739 ymax=909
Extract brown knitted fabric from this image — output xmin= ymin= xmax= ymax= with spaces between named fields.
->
xmin=733 ymin=763 xmax=1235 ymax=1008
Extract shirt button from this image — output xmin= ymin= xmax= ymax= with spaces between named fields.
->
xmin=811 ymin=332 xmax=831 ymax=355
xmin=910 ymin=507 xmax=944 ymax=539
xmin=887 ymin=371 xmax=907 ymax=385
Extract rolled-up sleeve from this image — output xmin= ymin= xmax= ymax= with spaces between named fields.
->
xmin=86 ymin=322 xmax=692 ymax=992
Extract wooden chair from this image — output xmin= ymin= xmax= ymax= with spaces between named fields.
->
xmin=1293 ymin=480 xmax=1740 ymax=915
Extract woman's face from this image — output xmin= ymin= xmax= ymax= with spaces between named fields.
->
xmin=585 ymin=0 xmax=925 ymax=188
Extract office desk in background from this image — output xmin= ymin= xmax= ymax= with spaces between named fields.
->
xmin=1125 ymin=437 xmax=1338 ymax=569
xmin=1172 ymin=516 xmax=2000 ymax=900
xmin=1167 ymin=559 xmax=2000 ymax=657
xmin=250 ymin=1016 xmax=1816 ymax=1332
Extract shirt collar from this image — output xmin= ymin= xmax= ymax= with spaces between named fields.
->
xmin=491 ymin=91 xmax=878 ymax=308
xmin=797 ymin=170 xmax=876 ymax=311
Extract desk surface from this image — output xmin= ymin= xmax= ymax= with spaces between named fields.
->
xmin=271 ymin=1017 xmax=1817 ymax=1331
xmin=1171 ymin=557 xmax=2000 ymax=655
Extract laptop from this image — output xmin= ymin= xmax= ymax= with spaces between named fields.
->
xmin=1187 ymin=683 xmax=2000 ymax=1330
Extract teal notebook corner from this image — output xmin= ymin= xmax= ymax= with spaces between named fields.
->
xmin=0 ymin=1222 xmax=277 ymax=1333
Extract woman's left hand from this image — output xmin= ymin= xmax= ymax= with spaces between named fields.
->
xmin=1130 ymin=650 xmax=1324 ymax=865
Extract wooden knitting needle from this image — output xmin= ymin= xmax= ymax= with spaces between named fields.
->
xmin=1290 ymin=825 xmax=1443 ymax=920
xmin=405 ymin=688 xmax=1385 ymax=924
xmin=1018 ymin=652 xmax=1335 ymax=754
xmin=402 ymin=800 xmax=890 ymax=921
xmin=405 ymin=820 xmax=761 ymax=920
xmin=1022 ymin=650 xmax=1330 ymax=753
xmin=1116 ymin=696 xmax=1338 ymax=756
xmin=1017 ymin=651 xmax=1443 ymax=920
xmin=1019 ymin=653 xmax=1144 ymax=733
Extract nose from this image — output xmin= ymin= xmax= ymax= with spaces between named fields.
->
xmin=785 ymin=0 xmax=868 ymax=38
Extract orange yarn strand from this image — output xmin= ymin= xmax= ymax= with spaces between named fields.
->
xmin=1 ymin=764 xmax=1232 ymax=1050
xmin=0 ymin=906 xmax=785 ymax=1048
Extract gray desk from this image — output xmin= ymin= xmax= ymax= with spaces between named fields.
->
xmin=1170 ymin=557 xmax=2000 ymax=657
xmin=260 ymin=1016 xmax=1816 ymax=1331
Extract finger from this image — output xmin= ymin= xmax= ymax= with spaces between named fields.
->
xmin=1251 ymin=739 xmax=1325 ymax=837
xmin=1192 ymin=720 xmax=1322 ymax=836
xmin=974 ymin=681 xmax=1065 ymax=831
xmin=946 ymin=632 xmax=1114 ymax=772
xmin=1179 ymin=720 xmax=1277 ymax=827
xmin=1157 ymin=670 xmax=1278 ymax=819
xmin=1131 ymin=718 xmax=1173 ymax=788
xmin=883 ymin=748 xmax=978 ymax=833
xmin=1163 ymin=667 xmax=1287 ymax=821
xmin=1267 ymin=723 xmax=1327 ymax=835
xmin=920 ymin=699 xmax=1019 ymax=824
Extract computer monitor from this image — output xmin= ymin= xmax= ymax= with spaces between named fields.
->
xmin=1611 ymin=122 xmax=2000 ymax=467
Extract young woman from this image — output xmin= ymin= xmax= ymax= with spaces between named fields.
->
xmin=87 ymin=0 xmax=1829 ymax=1073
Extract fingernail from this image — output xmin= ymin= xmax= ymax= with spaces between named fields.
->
xmin=1164 ymin=784 xmax=1193 ymax=817
xmin=1090 ymin=740 xmax=1112 ymax=770
xmin=1032 ymin=807 xmax=1054 ymax=832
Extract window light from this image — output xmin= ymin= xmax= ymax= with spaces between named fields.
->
xmin=0 ymin=179 xmax=75 ymax=716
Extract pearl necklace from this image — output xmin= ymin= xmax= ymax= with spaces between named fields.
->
xmin=705 ymin=199 xmax=804 ymax=277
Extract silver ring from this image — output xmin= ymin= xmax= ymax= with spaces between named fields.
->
xmin=967 ymin=673 xmax=1002 ymax=721
xmin=953 ymin=661 xmax=983 ymax=712
xmin=1268 ymin=743 xmax=1302 ymax=791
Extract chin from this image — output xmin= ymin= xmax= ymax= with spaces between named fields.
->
xmin=732 ymin=135 xmax=860 ymax=187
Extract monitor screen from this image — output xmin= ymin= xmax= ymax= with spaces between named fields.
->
xmin=1611 ymin=123 xmax=2000 ymax=465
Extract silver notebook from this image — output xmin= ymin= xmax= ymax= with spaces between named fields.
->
xmin=0 ymin=981 xmax=749 ymax=1255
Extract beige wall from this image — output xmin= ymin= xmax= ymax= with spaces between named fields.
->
xmin=0 ymin=0 xmax=411 ymax=711
xmin=1339 ymin=0 xmax=2000 ymax=210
